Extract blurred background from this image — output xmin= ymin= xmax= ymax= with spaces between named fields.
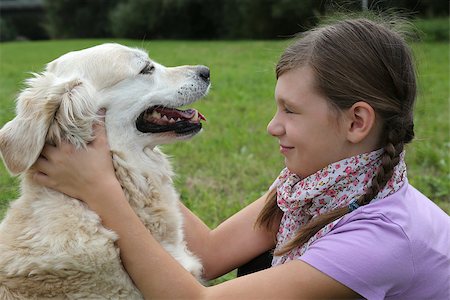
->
xmin=0 ymin=1 xmax=448 ymax=283
xmin=0 ymin=0 xmax=448 ymax=41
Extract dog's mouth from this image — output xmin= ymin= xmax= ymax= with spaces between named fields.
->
xmin=136 ymin=106 xmax=206 ymax=135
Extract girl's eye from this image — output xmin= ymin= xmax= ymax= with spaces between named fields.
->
xmin=284 ymin=107 xmax=293 ymax=114
xmin=140 ymin=64 xmax=155 ymax=75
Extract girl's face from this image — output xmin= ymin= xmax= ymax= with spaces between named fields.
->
xmin=267 ymin=66 xmax=352 ymax=178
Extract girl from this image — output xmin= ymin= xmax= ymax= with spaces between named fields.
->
xmin=33 ymin=18 xmax=449 ymax=299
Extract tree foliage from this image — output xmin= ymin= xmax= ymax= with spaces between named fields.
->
xmin=42 ymin=0 xmax=448 ymax=40
xmin=109 ymin=0 xmax=320 ymax=39
xmin=44 ymin=0 xmax=119 ymax=38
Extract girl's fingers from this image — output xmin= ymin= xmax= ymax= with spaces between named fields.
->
xmin=93 ymin=121 xmax=107 ymax=139
xmin=30 ymin=109 xmax=113 ymax=199
xmin=92 ymin=120 xmax=109 ymax=148
xmin=40 ymin=144 xmax=57 ymax=160
xmin=31 ymin=156 xmax=54 ymax=188
xmin=40 ymin=141 xmax=76 ymax=165
xmin=97 ymin=108 xmax=106 ymax=117
xmin=32 ymin=156 xmax=51 ymax=174
xmin=32 ymin=171 xmax=51 ymax=187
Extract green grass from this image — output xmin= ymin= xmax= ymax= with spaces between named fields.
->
xmin=0 ymin=40 xmax=449 ymax=283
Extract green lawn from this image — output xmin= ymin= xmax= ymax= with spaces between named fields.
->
xmin=0 ymin=40 xmax=449 ymax=224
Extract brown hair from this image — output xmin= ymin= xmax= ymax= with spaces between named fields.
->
xmin=256 ymin=17 xmax=417 ymax=255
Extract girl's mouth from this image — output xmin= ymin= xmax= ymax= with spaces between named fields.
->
xmin=280 ymin=144 xmax=294 ymax=154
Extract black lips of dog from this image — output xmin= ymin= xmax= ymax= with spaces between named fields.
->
xmin=136 ymin=106 xmax=204 ymax=135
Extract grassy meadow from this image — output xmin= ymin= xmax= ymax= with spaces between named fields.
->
xmin=0 ymin=40 xmax=449 ymax=252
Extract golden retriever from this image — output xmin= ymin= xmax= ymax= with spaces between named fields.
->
xmin=0 ymin=43 xmax=209 ymax=299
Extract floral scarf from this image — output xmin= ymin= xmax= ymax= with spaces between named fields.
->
xmin=271 ymin=149 xmax=407 ymax=266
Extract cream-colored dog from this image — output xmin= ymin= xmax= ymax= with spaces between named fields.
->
xmin=0 ymin=43 xmax=209 ymax=299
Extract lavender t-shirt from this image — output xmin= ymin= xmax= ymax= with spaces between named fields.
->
xmin=299 ymin=182 xmax=450 ymax=299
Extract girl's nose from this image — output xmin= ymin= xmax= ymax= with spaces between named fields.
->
xmin=267 ymin=114 xmax=284 ymax=137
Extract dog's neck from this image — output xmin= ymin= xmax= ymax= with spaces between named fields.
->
xmin=110 ymin=145 xmax=182 ymax=244
xmin=104 ymin=112 xmax=174 ymax=184
xmin=110 ymin=139 xmax=174 ymax=197
xmin=111 ymin=145 xmax=174 ymax=184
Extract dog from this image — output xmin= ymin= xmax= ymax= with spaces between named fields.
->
xmin=0 ymin=43 xmax=209 ymax=299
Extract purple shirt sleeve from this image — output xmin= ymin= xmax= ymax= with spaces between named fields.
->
xmin=299 ymin=212 xmax=414 ymax=300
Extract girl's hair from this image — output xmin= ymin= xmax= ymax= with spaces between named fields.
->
xmin=256 ymin=17 xmax=417 ymax=255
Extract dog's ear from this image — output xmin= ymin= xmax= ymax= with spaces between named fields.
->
xmin=0 ymin=73 xmax=97 ymax=175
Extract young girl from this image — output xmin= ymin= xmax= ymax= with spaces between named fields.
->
xmin=33 ymin=18 xmax=449 ymax=299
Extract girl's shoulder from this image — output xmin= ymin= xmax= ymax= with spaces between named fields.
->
xmin=339 ymin=181 xmax=449 ymax=253
xmin=350 ymin=182 xmax=449 ymax=236
xmin=300 ymin=183 xmax=450 ymax=299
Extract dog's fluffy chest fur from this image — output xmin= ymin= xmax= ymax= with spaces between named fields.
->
xmin=0 ymin=150 xmax=202 ymax=299
xmin=0 ymin=176 xmax=142 ymax=298
xmin=112 ymin=148 xmax=184 ymax=246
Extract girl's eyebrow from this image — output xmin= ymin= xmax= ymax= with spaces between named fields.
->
xmin=277 ymin=96 xmax=298 ymax=108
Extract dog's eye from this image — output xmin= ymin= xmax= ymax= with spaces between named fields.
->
xmin=140 ymin=64 xmax=155 ymax=75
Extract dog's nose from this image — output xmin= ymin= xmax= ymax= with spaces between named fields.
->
xmin=197 ymin=66 xmax=210 ymax=83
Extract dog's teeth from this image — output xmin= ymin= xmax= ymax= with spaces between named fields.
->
xmin=161 ymin=115 xmax=168 ymax=121
xmin=152 ymin=111 xmax=161 ymax=119
xmin=169 ymin=118 xmax=176 ymax=124
xmin=192 ymin=111 xmax=199 ymax=121
xmin=176 ymin=118 xmax=181 ymax=122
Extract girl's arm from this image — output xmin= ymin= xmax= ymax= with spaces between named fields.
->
xmin=33 ymin=123 xmax=359 ymax=299
xmin=180 ymin=191 xmax=278 ymax=280
xmin=34 ymin=122 xmax=278 ymax=279
xmin=80 ymin=186 xmax=358 ymax=299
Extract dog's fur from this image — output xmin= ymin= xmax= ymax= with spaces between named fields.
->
xmin=0 ymin=43 xmax=209 ymax=299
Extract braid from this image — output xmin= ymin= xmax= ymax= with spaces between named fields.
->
xmin=359 ymin=124 xmax=405 ymax=206
xmin=275 ymin=126 xmax=408 ymax=256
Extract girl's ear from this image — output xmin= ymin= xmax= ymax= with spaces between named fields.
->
xmin=344 ymin=101 xmax=377 ymax=144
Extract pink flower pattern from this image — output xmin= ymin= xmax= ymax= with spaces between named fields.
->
xmin=271 ymin=149 xmax=407 ymax=266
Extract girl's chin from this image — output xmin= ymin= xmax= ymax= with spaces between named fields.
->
xmin=284 ymin=161 xmax=300 ymax=176
xmin=284 ymin=161 xmax=313 ymax=179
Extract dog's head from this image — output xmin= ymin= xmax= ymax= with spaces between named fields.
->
xmin=0 ymin=43 xmax=210 ymax=175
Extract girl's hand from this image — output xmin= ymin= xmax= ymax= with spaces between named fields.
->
xmin=32 ymin=116 xmax=119 ymax=203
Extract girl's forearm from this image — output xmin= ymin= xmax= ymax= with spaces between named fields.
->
xmin=86 ymin=182 xmax=206 ymax=299
xmin=180 ymin=192 xmax=279 ymax=281
xmin=179 ymin=203 xmax=218 ymax=279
